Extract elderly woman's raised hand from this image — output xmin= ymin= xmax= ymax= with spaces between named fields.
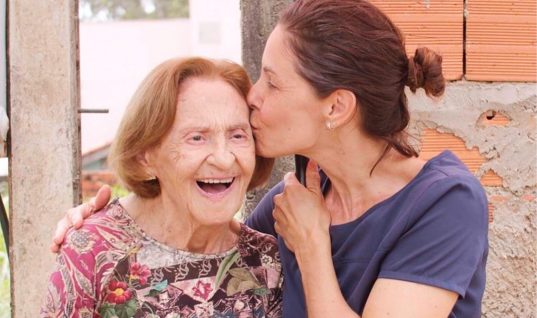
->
xmin=273 ymin=161 xmax=331 ymax=255
xmin=50 ymin=184 xmax=111 ymax=253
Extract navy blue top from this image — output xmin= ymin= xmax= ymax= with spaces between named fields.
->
xmin=246 ymin=151 xmax=488 ymax=318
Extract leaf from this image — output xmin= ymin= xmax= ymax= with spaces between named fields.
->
xmin=214 ymin=250 xmax=240 ymax=288
xmin=226 ymin=277 xmax=242 ymax=296
xmin=152 ymin=279 xmax=168 ymax=291
xmin=254 ymin=287 xmax=269 ymax=296
xmin=229 ymin=268 xmax=257 ymax=281
xmin=115 ymin=303 xmax=132 ymax=318
xmin=145 ymin=279 xmax=168 ymax=297
xmin=98 ymin=304 xmax=116 ymax=318
xmin=124 ymin=299 xmax=138 ymax=316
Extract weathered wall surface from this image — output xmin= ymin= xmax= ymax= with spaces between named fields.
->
xmin=409 ymin=83 xmax=537 ymax=317
xmin=241 ymin=1 xmax=537 ymax=317
xmin=8 ymin=1 xmax=80 ymax=317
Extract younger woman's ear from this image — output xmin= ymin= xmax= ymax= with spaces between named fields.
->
xmin=324 ymin=89 xmax=356 ymax=128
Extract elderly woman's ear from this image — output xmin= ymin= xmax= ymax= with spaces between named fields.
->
xmin=137 ymin=152 xmax=157 ymax=180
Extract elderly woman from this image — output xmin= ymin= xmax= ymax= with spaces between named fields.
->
xmin=41 ymin=57 xmax=282 ymax=317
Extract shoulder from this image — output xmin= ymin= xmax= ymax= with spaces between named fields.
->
xmin=63 ymin=200 xmax=136 ymax=257
xmin=401 ymin=151 xmax=489 ymax=230
xmin=407 ymin=151 xmax=486 ymax=203
xmin=240 ymin=223 xmax=278 ymax=251
xmin=238 ymin=223 xmax=280 ymax=261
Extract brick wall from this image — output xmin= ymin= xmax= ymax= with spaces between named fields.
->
xmin=81 ymin=170 xmax=118 ymax=200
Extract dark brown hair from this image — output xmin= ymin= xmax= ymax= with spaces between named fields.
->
xmin=109 ymin=57 xmax=274 ymax=197
xmin=280 ymin=0 xmax=445 ymax=164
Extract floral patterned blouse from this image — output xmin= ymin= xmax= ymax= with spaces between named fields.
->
xmin=41 ymin=200 xmax=283 ymax=318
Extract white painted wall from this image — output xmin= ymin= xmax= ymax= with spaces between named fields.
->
xmin=80 ymin=19 xmax=191 ymax=153
xmin=188 ymin=0 xmax=241 ymax=63
xmin=80 ymin=2 xmax=243 ymax=154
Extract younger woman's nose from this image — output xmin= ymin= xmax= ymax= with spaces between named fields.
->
xmin=247 ymin=81 xmax=261 ymax=110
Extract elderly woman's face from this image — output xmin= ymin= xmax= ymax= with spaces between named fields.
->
xmin=144 ymin=78 xmax=255 ymax=225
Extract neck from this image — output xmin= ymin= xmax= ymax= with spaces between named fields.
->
xmin=305 ymin=124 xmax=423 ymax=224
xmin=120 ymin=194 xmax=240 ymax=254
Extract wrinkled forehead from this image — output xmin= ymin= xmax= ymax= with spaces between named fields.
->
xmin=176 ymin=78 xmax=250 ymax=129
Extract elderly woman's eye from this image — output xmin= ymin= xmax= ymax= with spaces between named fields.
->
xmin=233 ymin=133 xmax=246 ymax=140
xmin=190 ymin=135 xmax=204 ymax=142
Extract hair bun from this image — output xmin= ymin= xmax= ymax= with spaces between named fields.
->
xmin=406 ymin=47 xmax=445 ymax=97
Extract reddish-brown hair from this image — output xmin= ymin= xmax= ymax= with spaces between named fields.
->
xmin=109 ymin=57 xmax=274 ymax=197
xmin=280 ymin=0 xmax=445 ymax=161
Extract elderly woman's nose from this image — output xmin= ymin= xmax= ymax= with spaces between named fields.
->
xmin=207 ymin=142 xmax=235 ymax=169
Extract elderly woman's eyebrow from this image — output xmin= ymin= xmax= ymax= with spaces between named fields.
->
xmin=228 ymin=123 xmax=251 ymax=131
xmin=179 ymin=123 xmax=251 ymax=133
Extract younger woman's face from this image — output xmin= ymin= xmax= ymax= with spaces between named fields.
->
xmin=248 ymin=25 xmax=327 ymax=158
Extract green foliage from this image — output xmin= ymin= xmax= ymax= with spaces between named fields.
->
xmin=111 ymin=184 xmax=130 ymax=198
xmin=81 ymin=0 xmax=189 ymax=21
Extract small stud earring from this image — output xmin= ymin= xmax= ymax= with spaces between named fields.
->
xmin=326 ymin=121 xmax=334 ymax=130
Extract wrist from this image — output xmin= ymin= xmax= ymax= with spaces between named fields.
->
xmin=295 ymin=231 xmax=331 ymax=268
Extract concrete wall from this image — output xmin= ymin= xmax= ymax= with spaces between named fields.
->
xmin=408 ymin=83 xmax=537 ymax=317
xmin=8 ymin=1 xmax=80 ymax=317
xmin=240 ymin=1 xmax=537 ymax=317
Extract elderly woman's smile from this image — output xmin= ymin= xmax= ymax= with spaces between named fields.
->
xmin=196 ymin=177 xmax=235 ymax=195
xmin=142 ymin=77 xmax=256 ymax=224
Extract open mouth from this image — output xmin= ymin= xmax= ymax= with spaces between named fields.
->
xmin=196 ymin=177 xmax=235 ymax=195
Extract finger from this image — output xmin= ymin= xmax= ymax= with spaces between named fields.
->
xmin=274 ymin=220 xmax=281 ymax=235
xmin=53 ymin=217 xmax=72 ymax=245
xmin=272 ymin=206 xmax=282 ymax=222
xmin=92 ymin=184 xmax=112 ymax=211
xmin=70 ymin=204 xmax=90 ymax=229
xmin=50 ymin=242 xmax=60 ymax=253
xmin=273 ymin=193 xmax=284 ymax=209
xmin=305 ymin=160 xmax=322 ymax=195
xmin=283 ymin=171 xmax=301 ymax=187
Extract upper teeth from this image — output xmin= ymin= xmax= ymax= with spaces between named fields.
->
xmin=199 ymin=178 xmax=233 ymax=184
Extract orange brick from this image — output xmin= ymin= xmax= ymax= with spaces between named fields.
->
xmin=419 ymin=128 xmax=485 ymax=174
xmin=466 ymin=0 xmax=537 ymax=82
xmin=480 ymin=170 xmax=503 ymax=187
xmin=489 ymin=195 xmax=509 ymax=204
xmin=370 ymin=0 xmax=464 ymax=80
xmin=488 ymin=203 xmax=494 ymax=223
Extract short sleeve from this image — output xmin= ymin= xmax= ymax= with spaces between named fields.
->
xmin=41 ymin=229 xmax=98 ymax=317
xmin=378 ymin=177 xmax=489 ymax=297
xmin=245 ymin=181 xmax=284 ymax=237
